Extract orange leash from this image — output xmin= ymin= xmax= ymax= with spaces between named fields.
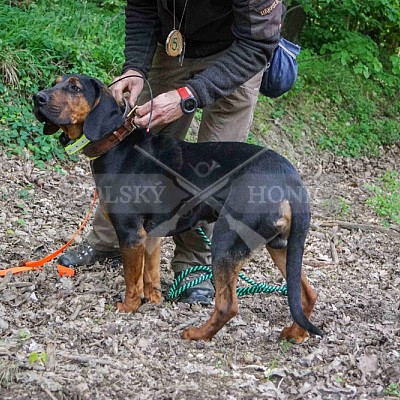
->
xmin=0 ymin=190 xmax=97 ymax=278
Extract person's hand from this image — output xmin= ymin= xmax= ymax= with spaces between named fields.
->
xmin=110 ymin=69 xmax=144 ymax=107
xmin=134 ymin=90 xmax=183 ymax=129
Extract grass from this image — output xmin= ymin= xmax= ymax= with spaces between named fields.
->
xmin=0 ymin=0 xmax=125 ymax=165
xmin=0 ymin=1 xmax=399 ymax=164
xmin=0 ymin=362 xmax=19 ymax=389
xmin=265 ymin=340 xmax=291 ymax=381
xmin=365 ymin=170 xmax=400 ymax=226
xmin=322 ymin=196 xmax=352 ymax=218
xmin=385 ymin=383 xmax=400 ymax=398
xmin=254 ymin=49 xmax=400 ymax=158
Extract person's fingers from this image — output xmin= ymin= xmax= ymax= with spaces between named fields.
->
xmin=111 ymin=81 xmax=126 ymax=106
xmin=128 ymin=84 xmax=143 ymax=108
xmin=110 ymin=70 xmax=144 ymax=106
xmin=134 ymin=91 xmax=183 ymax=128
xmin=135 ymin=102 xmax=151 ymax=118
xmin=134 ymin=102 xmax=152 ymax=128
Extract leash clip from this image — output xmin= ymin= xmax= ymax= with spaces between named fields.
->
xmin=125 ymin=105 xmax=138 ymax=131
xmin=127 ymin=105 xmax=138 ymax=119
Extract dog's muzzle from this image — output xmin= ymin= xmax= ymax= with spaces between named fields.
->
xmin=32 ymin=92 xmax=49 ymax=121
xmin=33 ymin=92 xmax=61 ymax=135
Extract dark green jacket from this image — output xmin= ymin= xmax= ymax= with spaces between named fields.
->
xmin=123 ymin=0 xmax=282 ymax=107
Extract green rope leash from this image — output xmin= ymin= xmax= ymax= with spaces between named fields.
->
xmin=168 ymin=228 xmax=287 ymax=300
xmin=195 ymin=227 xmax=212 ymax=247
xmin=168 ymin=265 xmax=214 ymax=299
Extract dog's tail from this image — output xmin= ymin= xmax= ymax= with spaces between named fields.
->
xmin=286 ymin=201 xmax=324 ymax=338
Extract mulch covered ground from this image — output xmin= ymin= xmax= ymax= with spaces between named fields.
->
xmin=0 ymin=137 xmax=399 ymax=399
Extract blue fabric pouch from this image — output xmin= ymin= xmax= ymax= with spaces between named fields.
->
xmin=259 ymin=38 xmax=301 ymax=98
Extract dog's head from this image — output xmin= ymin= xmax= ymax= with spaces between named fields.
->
xmin=33 ymin=74 xmax=124 ymax=141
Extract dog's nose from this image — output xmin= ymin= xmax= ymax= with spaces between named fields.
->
xmin=34 ymin=91 xmax=49 ymax=105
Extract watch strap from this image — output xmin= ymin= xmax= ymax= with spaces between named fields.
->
xmin=177 ymin=86 xmax=193 ymax=100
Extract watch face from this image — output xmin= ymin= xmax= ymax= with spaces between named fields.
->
xmin=184 ymin=98 xmax=197 ymax=113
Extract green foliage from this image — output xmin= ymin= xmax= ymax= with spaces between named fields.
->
xmin=365 ymin=171 xmax=400 ymax=226
xmin=28 ymin=351 xmax=47 ymax=365
xmin=294 ymin=0 xmax=400 ymax=50
xmin=321 ymin=32 xmax=383 ymax=78
xmin=0 ymin=82 xmax=67 ymax=163
xmin=0 ymin=0 xmax=399 ymax=163
xmin=0 ymin=0 xmax=124 ymax=163
xmin=247 ymin=130 xmax=264 ymax=145
xmin=257 ymin=48 xmax=400 ymax=157
xmin=99 ymin=0 xmax=125 ymax=12
xmin=292 ymin=0 xmax=400 ymax=82
xmin=390 ymin=51 xmax=400 ymax=75
xmin=18 ymin=329 xmax=31 ymax=340
xmin=322 ymin=196 xmax=352 ymax=218
xmin=384 ymin=383 xmax=400 ymax=398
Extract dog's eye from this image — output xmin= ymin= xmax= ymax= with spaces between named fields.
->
xmin=70 ymin=84 xmax=82 ymax=93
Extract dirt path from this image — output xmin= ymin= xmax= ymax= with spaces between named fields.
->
xmin=0 ymin=140 xmax=399 ymax=399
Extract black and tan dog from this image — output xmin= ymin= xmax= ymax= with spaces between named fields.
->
xmin=33 ymin=74 xmax=323 ymax=343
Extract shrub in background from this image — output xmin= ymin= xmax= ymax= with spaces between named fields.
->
xmin=0 ymin=0 xmax=124 ymax=164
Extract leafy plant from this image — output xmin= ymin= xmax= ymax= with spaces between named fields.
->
xmin=255 ymin=49 xmax=400 ymax=157
xmin=28 ymin=351 xmax=47 ymax=366
xmin=17 ymin=218 xmax=26 ymax=226
xmin=321 ymin=32 xmax=383 ymax=79
xmin=323 ymin=197 xmax=352 ymax=217
xmin=18 ymin=187 xmax=32 ymax=200
xmin=100 ymin=0 xmax=125 ymax=12
xmin=18 ymin=329 xmax=31 ymax=340
xmin=365 ymin=170 xmax=400 ymax=226
xmin=1 ymin=0 xmax=399 ymax=164
xmin=247 ymin=130 xmax=264 ymax=145
xmin=384 ymin=383 xmax=400 ymax=398
xmin=293 ymin=0 xmax=400 ymax=54
xmin=0 ymin=0 xmax=124 ymax=163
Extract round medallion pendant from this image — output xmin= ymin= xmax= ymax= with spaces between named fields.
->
xmin=165 ymin=29 xmax=184 ymax=57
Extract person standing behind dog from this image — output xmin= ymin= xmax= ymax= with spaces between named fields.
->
xmin=59 ymin=0 xmax=283 ymax=305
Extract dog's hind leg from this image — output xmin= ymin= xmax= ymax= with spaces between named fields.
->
xmin=182 ymin=217 xmax=247 ymax=340
xmin=143 ymin=236 xmax=162 ymax=305
xmin=266 ymin=246 xmax=317 ymax=344
xmin=182 ymin=258 xmax=244 ymax=341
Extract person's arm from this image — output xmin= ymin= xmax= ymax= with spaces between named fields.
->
xmin=111 ymin=1 xmax=159 ymax=106
xmin=187 ymin=0 xmax=282 ymax=108
xmin=122 ymin=0 xmax=159 ymax=77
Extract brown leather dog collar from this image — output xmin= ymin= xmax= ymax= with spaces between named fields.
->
xmin=83 ymin=108 xmax=137 ymax=159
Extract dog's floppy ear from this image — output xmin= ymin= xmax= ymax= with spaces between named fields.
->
xmin=83 ymin=78 xmax=124 ymax=142
xmin=43 ymin=121 xmax=60 ymax=135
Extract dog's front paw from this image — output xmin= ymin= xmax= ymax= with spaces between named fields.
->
xmin=144 ymin=287 xmax=162 ymax=305
xmin=116 ymin=299 xmax=141 ymax=313
xmin=280 ymin=324 xmax=309 ymax=344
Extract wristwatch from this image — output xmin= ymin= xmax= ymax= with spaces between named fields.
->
xmin=177 ymin=87 xmax=197 ymax=114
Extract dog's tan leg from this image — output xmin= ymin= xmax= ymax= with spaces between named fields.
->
xmin=266 ymin=246 xmax=317 ymax=344
xmin=143 ymin=237 xmax=162 ymax=305
xmin=182 ymin=261 xmax=244 ymax=341
xmin=116 ymin=244 xmax=145 ymax=313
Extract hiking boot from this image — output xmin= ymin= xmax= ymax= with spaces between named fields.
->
xmin=58 ymin=241 xmax=121 ymax=267
xmin=174 ymin=271 xmax=215 ymax=305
